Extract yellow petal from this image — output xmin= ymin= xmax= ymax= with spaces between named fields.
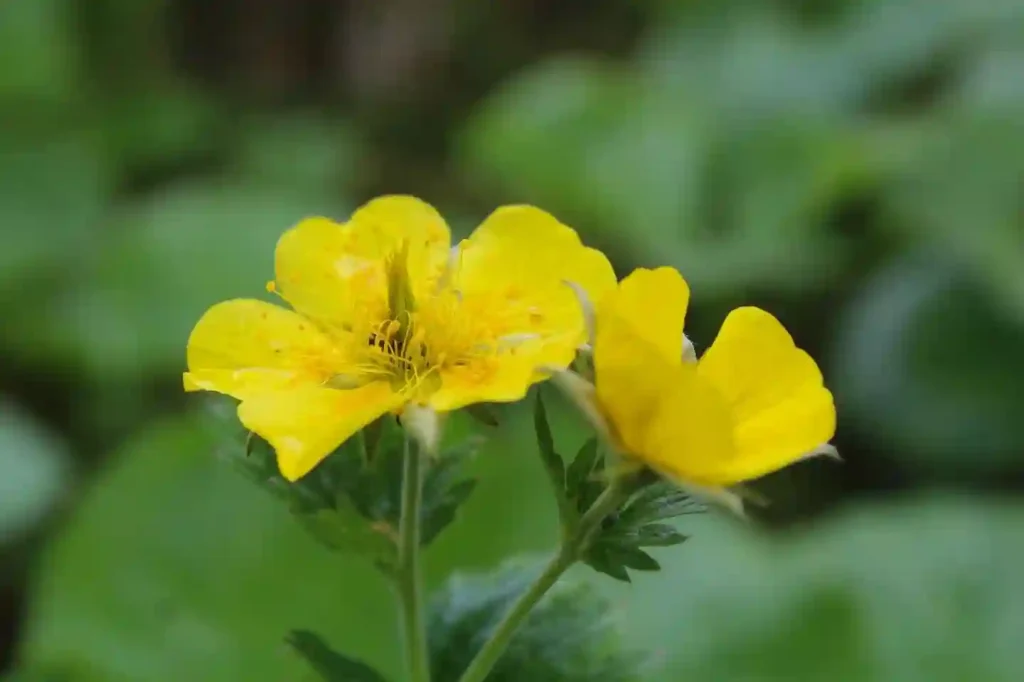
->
xmin=697 ymin=307 xmax=830 ymax=423
xmin=637 ymin=363 xmax=737 ymax=483
xmin=185 ymin=299 xmax=348 ymax=400
xmin=238 ymin=382 xmax=403 ymax=481
xmin=428 ymin=351 xmax=537 ymax=412
xmin=695 ymin=306 xmax=836 ymax=482
xmin=597 ymin=267 xmax=690 ymax=366
xmin=593 ymin=310 xmax=677 ymax=455
xmin=457 ymin=205 xmax=615 ymax=303
xmin=273 ymin=216 xmax=388 ymax=332
xmin=723 ymin=383 xmax=835 ymax=482
xmin=273 ymin=196 xmax=451 ymax=331
xmin=347 ymin=195 xmax=452 ymax=298
xmin=453 ymin=205 xmax=616 ymax=372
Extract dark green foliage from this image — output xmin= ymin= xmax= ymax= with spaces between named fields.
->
xmin=580 ymin=481 xmax=699 ymax=583
xmin=532 ymin=392 xmax=701 ymax=583
xmin=208 ymin=396 xmax=480 ymax=571
xmin=427 ymin=562 xmax=644 ymax=682
xmin=287 ymin=630 xmax=390 ymax=682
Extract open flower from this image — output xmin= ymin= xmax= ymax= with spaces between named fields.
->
xmin=558 ymin=266 xmax=836 ymax=510
xmin=185 ymin=195 xmax=615 ymax=480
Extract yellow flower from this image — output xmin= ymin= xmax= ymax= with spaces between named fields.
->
xmin=562 ymin=266 xmax=835 ymax=508
xmin=184 ymin=195 xmax=615 ymax=481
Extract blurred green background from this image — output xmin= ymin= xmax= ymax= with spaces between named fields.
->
xmin=2 ymin=0 xmax=1024 ymax=680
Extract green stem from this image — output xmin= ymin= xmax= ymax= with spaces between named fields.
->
xmin=397 ymin=435 xmax=431 ymax=682
xmin=455 ymin=479 xmax=627 ymax=682
xmin=455 ymin=548 xmax=573 ymax=682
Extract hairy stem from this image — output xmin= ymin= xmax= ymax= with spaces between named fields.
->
xmin=397 ymin=435 xmax=431 ymax=682
xmin=455 ymin=480 xmax=627 ymax=682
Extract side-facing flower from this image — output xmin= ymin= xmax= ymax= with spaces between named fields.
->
xmin=185 ymin=196 xmax=615 ymax=480
xmin=557 ymin=266 xmax=836 ymax=511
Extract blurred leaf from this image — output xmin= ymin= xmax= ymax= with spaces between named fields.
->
xmin=30 ymin=181 xmax=347 ymax=377
xmin=0 ymin=401 xmax=68 ymax=543
xmin=832 ymin=257 xmax=1024 ymax=473
xmin=831 ymin=0 xmax=1024 ymax=89
xmin=0 ymin=133 xmax=109 ymax=294
xmin=458 ymin=57 xmax=640 ymax=218
xmin=297 ymin=506 xmax=398 ymax=568
xmin=286 ymin=630 xmax=390 ymax=682
xmin=428 ymin=560 xmax=643 ymax=682
xmin=235 ymin=115 xmax=363 ymax=197
xmin=21 ymin=413 xmax=400 ymax=682
xmin=0 ymin=0 xmax=79 ymax=107
xmin=613 ymin=496 xmax=1024 ymax=682
xmin=101 ymin=85 xmax=223 ymax=171
xmin=881 ymin=117 xmax=1024 ymax=319
xmin=640 ymin=11 xmax=863 ymax=117
xmin=462 ymin=46 xmax=854 ymax=295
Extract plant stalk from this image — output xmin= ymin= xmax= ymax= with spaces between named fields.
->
xmin=455 ymin=480 xmax=627 ymax=682
xmin=397 ymin=435 xmax=431 ymax=682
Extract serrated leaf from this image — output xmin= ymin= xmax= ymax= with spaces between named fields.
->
xmin=606 ymin=524 xmax=689 ymax=549
xmin=296 ymin=503 xmax=398 ymax=568
xmin=286 ymin=630 xmax=390 ymax=682
xmin=419 ymin=437 xmax=482 ymax=547
xmin=566 ymin=438 xmax=600 ymax=499
xmin=605 ymin=546 xmax=661 ymax=572
xmin=583 ymin=547 xmax=633 ymax=584
xmin=616 ymin=480 xmax=703 ymax=528
xmin=428 ymin=560 xmax=643 ymax=682
xmin=421 ymin=478 xmax=478 ymax=547
xmin=533 ymin=392 xmax=576 ymax=527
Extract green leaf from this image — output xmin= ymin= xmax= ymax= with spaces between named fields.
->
xmin=565 ymin=438 xmax=600 ymax=502
xmin=296 ymin=505 xmax=398 ymax=569
xmin=607 ymin=524 xmax=689 ymax=549
xmin=606 ymin=547 xmax=660 ymax=572
xmin=20 ymin=413 xmax=401 ymax=681
xmin=428 ymin=560 xmax=643 ymax=682
xmin=0 ymin=401 xmax=69 ymax=543
xmin=210 ymin=400 xmax=475 ymax=556
xmin=532 ymin=393 xmax=573 ymax=527
xmin=581 ymin=547 xmax=632 ymax=584
xmin=420 ymin=437 xmax=482 ymax=547
xmin=286 ymin=630 xmax=390 ymax=682
xmin=615 ymin=481 xmax=704 ymax=528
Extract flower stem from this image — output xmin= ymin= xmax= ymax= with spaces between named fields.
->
xmin=397 ymin=435 xmax=431 ymax=682
xmin=455 ymin=480 xmax=627 ymax=682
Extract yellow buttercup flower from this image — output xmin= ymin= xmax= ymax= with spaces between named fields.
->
xmin=562 ymin=266 xmax=836 ymax=508
xmin=185 ymin=195 xmax=615 ymax=480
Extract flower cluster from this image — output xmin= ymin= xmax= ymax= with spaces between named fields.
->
xmin=184 ymin=195 xmax=836 ymax=508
